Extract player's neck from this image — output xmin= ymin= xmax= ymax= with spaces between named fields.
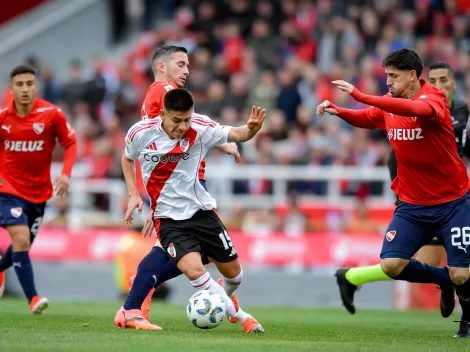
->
xmin=401 ymin=81 xmax=422 ymax=100
xmin=14 ymin=100 xmax=34 ymax=117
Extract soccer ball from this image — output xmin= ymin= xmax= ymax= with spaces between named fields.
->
xmin=186 ymin=290 xmax=226 ymax=329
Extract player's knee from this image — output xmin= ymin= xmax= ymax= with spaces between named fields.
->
xmin=213 ymin=258 xmax=242 ymax=280
xmin=449 ymin=267 xmax=470 ymax=286
xmin=177 ymin=252 xmax=206 ymax=280
xmin=7 ymin=226 xmax=31 ymax=251
xmin=380 ymin=258 xmax=408 ymax=278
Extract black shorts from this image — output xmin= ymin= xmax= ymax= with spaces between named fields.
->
xmin=158 ymin=210 xmax=238 ymax=264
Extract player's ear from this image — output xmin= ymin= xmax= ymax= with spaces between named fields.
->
xmin=451 ymin=79 xmax=456 ymax=91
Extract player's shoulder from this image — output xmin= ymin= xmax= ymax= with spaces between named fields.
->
xmin=0 ymin=105 xmax=8 ymax=116
xmin=191 ymin=113 xmax=219 ymax=131
xmin=34 ymin=99 xmax=63 ymax=116
xmin=419 ymin=82 xmax=446 ymax=102
xmin=147 ymin=81 xmax=177 ymax=96
xmin=452 ymin=99 xmax=469 ymax=112
xmin=126 ymin=118 xmax=161 ymax=141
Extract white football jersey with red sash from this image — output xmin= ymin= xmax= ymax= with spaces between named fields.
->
xmin=124 ymin=113 xmax=230 ymax=220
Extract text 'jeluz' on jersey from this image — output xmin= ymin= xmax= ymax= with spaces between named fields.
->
xmin=387 ymin=128 xmax=424 ymax=141
xmin=4 ymin=140 xmax=44 ymax=152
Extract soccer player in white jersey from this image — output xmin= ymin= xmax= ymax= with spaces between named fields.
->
xmin=114 ymin=88 xmax=266 ymax=333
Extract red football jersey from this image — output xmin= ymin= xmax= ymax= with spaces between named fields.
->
xmin=0 ymin=99 xmax=77 ymax=203
xmin=141 ymin=80 xmax=207 ymax=181
xmin=360 ymin=81 xmax=469 ymax=205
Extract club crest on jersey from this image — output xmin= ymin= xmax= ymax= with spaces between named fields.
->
xmin=33 ymin=123 xmax=45 ymax=135
xmin=168 ymin=243 xmax=176 ymax=258
xmin=10 ymin=207 xmax=23 ymax=218
xmin=179 ymin=138 xmax=190 ymax=152
xmin=386 ymin=230 xmax=396 ymax=242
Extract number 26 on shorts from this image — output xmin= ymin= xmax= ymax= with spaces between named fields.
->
xmin=451 ymin=227 xmax=470 ymax=246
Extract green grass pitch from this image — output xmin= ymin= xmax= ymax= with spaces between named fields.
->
xmin=0 ymin=299 xmax=468 ymax=351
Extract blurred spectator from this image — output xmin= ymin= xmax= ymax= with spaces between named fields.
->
xmin=60 ymin=59 xmax=86 ymax=114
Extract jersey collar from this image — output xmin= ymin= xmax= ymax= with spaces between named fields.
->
xmin=7 ymin=98 xmax=39 ymax=116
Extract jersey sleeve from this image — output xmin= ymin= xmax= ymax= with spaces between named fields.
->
xmin=335 ymin=105 xmax=386 ymax=130
xmin=194 ymin=115 xmax=232 ymax=149
xmin=54 ymin=109 xmax=77 ymax=147
xmin=124 ymin=122 xmax=145 ymax=160
xmin=141 ymin=83 xmax=175 ymax=120
xmin=416 ymin=93 xmax=447 ymax=121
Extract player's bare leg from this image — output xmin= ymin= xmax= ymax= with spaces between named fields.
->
xmin=7 ymin=225 xmax=48 ymax=313
xmin=415 ymin=245 xmax=454 ymax=318
xmin=178 ymin=252 xmax=263 ymax=334
xmin=211 ymin=257 xmax=242 ymax=324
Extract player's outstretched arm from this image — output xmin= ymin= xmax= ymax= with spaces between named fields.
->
xmin=317 ymin=100 xmax=383 ymax=129
xmin=332 ymin=80 xmax=435 ymax=118
xmin=121 ymin=152 xmax=143 ymax=224
xmin=228 ymin=106 xmax=266 ymax=143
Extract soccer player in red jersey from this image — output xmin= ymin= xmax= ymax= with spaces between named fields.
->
xmin=335 ymin=62 xmax=470 ymax=318
xmin=0 ymin=65 xmax=77 ymax=313
xmin=125 ymin=46 xmax=241 ymax=324
xmin=317 ymin=49 xmax=470 ymax=338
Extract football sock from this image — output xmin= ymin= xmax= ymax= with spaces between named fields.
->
xmin=393 ymin=259 xmax=451 ymax=286
xmin=0 ymin=245 xmax=13 ymax=272
xmin=190 ymin=272 xmax=249 ymax=323
xmin=222 ymin=268 xmax=243 ymax=297
xmin=0 ymin=230 xmax=37 ymax=272
xmin=455 ymin=278 xmax=470 ymax=322
xmin=345 ymin=264 xmax=390 ymax=286
xmin=154 ymin=260 xmax=183 ymax=287
xmin=12 ymin=251 xmax=38 ymax=303
xmin=123 ymin=246 xmax=169 ymax=310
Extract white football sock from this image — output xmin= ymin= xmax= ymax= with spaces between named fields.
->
xmin=222 ymin=268 xmax=243 ymax=298
xmin=190 ymin=272 xmax=248 ymax=322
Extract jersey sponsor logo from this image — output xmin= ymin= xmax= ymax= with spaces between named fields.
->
xmin=10 ymin=207 xmax=23 ymax=218
xmin=1 ymin=125 xmax=11 ymax=133
xmin=167 ymin=243 xmax=176 ymax=258
xmin=33 ymin=123 xmax=45 ymax=134
xmin=125 ymin=137 xmax=132 ymax=148
xmin=143 ymin=152 xmax=189 ymax=163
xmin=179 ymin=137 xmax=190 ymax=152
xmin=387 ymin=128 xmax=423 ymax=141
xmin=386 ymin=230 xmax=396 ymax=242
xmin=4 ymin=140 xmax=44 ymax=152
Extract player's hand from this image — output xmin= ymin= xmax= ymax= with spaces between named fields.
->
xmin=247 ymin=106 xmax=266 ymax=133
xmin=142 ymin=211 xmax=154 ymax=237
xmin=332 ymin=80 xmax=355 ymax=94
xmin=125 ymin=195 xmax=143 ymax=224
xmin=317 ymin=100 xmax=339 ymax=118
xmin=54 ymin=174 xmax=70 ymax=196
xmin=218 ymin=142 xmax=240 ymax=163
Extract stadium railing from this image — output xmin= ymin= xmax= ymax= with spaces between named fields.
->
xmin=52 ymin=162 xmax=396 ymax=228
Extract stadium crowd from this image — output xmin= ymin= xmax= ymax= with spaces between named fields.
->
xmin=2 ymin=0 xmax=470 ymax=232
